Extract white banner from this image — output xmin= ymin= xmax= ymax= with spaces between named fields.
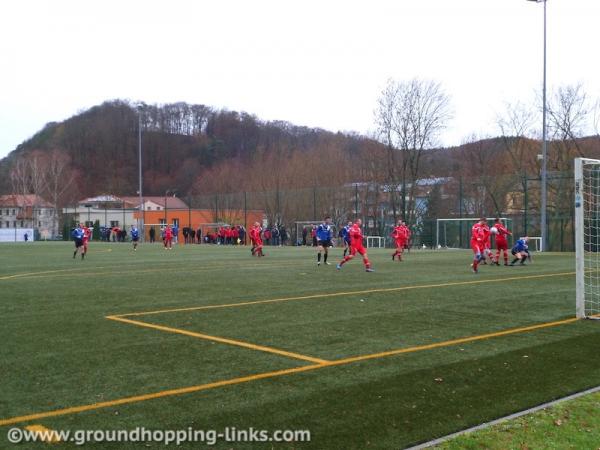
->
xmin=0 ymin=228 xmax=35 ymax=242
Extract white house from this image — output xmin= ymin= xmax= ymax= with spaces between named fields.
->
xmin=62 ymin=195 xmax=188 ymax=229
xmin=0 ymin=194 xmax=58 ymax=240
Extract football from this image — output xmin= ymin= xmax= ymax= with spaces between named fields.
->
xmin=490 ymin=226 xmax=498 ymax=234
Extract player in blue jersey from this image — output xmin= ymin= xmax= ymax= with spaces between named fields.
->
xmin=340 ymin=221 xmax=352 ymax=257
xmin=130 ymin=225 xmax=140 ymax=251
xmin=71 ymin=224 xmax=85 ymax=259
xmin=316 ymin=216 xmax=333 ymax=266
xmin=510 ymin=237 xmax=530 ymax=266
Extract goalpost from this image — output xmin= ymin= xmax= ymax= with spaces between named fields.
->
xmin=436 ymin=218 xmax=512 ymax=249
xmin=366 ymin=236 xmax=385 ymax=248
xmin=574 ymin=158 xmax=600 ymax=319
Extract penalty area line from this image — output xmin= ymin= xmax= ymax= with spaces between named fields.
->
xmin=117 ymin=270 xmax=577 ymax=317
xmin=0 ymin=314 xmax=584 ymax=427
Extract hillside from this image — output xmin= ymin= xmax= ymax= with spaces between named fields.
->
xmin=0 ymin=100 xmax=387 ymax=201
xmin=2 ymin=100 xmax=600 ymax=214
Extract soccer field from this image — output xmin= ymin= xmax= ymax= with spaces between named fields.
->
xmin=2 ymin=242 xmax=600 ymax=448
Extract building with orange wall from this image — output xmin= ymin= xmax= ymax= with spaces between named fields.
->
xmin=134 ymin=208 xmax=264 ymax=242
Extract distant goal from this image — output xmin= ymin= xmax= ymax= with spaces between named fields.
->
xmin=366 ymin=236 xmax=385 ymax=248
xmin=436 ymin=217 xmax=512 ymax=249
xmin=574 ymin=158 xmax=600 ymax=319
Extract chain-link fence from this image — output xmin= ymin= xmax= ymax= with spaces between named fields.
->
xmin=55 ymin=171 xmax=576 ymax=250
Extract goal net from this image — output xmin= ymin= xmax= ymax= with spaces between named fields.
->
xmin=436 ymin=218 xmax=512 ymax=249
xmin=366 ymin=236 xmax=385 ymax=248
xmin=575 ymin=158 xmax=600 ymax=319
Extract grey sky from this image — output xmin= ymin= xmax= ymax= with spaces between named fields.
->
xmin=1 ymin=0 xmax=599 ymax=159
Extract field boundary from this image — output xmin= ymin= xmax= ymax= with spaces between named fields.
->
xmin=406 ymin=384 xmax=600 ymax=450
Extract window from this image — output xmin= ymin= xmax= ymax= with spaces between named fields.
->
xmin=85 ymin=221 xmax=94 ymax=228
xmin=172 ymin=218 xmax=179 ymax=227
xmin=5 ymin=221 xmax=8 ymax=228
xmin=13 ymin=221 xmax=16 ymax=227
xmin=38 ymin=221 xmax=42 ymax=227
xmin=12 ymin=209 xmax=15 ymax=215
xmin=110 ymin=221 xmax=119 ymax=228
xmin=159 ymin=218 xmax=166 ymax=226
xmin=20 ymin=221 xmax=24 ymax=227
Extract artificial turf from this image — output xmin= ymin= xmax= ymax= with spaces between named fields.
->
xmin=1 ymin=242 xmax=599 ymax=448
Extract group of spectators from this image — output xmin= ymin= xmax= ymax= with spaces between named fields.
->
xmin=100 ymin=226 xmax=128 ymax=242
xmin=262 ymin=224 xmax=288 ymax=246
xmin=301 ymin=225 xmax=320 ymax=247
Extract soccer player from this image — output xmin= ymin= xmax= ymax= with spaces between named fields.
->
xmin=130 ymin=225 xmax=140 ymax=251
xmin=341 ymin=221 xmax=352 ymax=257
xmin=82 ymin=224 xmax=92 ymax=258
xmin=510 ymin=237 xmax=530 ymax=266
xmin=470 ymin=218 xmax=486 ymax=273
xmin=337 ymin=218 xmax=374 ymax=272
xmin=164 ymin=224 xmax=173 ymax=250
xmin=391 ymin=219 xmax=408 ymax=261
xmin=249 ymin=222 xmax=264 ymax=257
xmin=480 ymin=220 xmax=493 ymax=264
xmin=316 ymin=216 xmax=333 ymax=266
xmin=71 ymin=224 xmax=85 ymax=259
xmin=493 ymin=218 xmax=512 ymax=266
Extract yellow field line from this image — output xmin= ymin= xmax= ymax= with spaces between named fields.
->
xmin=323 ymin=317 xmax=579 ymax=366
xmin=106 ymin=315 xmax=330 ymax=365
xmin=0 ymin=364 xmax=323 ymax=427
xmin=118 ymin=271 xmax=577 ymax=317
xmin=0 ymin=268 xmax=82 ymax=280
xmin=0 ymin=261 xmax=305 ymax=282
xmin=0 ymin=315 xmax=583 ymax=427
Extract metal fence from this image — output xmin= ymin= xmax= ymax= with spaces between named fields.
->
xmin=57 ymin=170 xmax=576 ymax=251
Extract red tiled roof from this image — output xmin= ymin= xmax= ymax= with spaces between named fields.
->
xmin=121 ymin=196 xmax=189 ymax=209
xmin=0 ymin=194 xmax=54 ymax=208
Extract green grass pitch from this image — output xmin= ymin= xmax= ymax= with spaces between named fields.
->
xmin=2 ymin=242 xmax=600 ymax=448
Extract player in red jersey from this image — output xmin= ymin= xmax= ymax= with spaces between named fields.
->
xmin=337 ymin=219 xmax=374 ymax=272
xmin=249 ymin=222 xmax=264 ymax=257
xmin=492 ymin=218 xmax=512 ymax=266
xmin=82 ymin=224 xmax=91 ymax=259
xmin=164 ymin=225 xmax=173 ymax=250
xmin=480 ymin=220 xmax=494 ymax=264
xmin=391 ymin=219 xmax=408 ymax=261
xmin=470 ymin=218 xmax=486 ymax=273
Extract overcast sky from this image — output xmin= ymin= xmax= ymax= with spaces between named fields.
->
xmin=1 ymin=0 xmax=599 ymax=159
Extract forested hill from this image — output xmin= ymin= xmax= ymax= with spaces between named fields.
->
xmin=2 ymin=99 xmax=599 ymax=210
xmin=0 ymin=100 xmax=386 ymax=199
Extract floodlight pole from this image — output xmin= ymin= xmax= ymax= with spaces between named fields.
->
xmin=138 ymin=107 xmax=144 ymax=241
xmin=528 ymin=0 xmax=548 ymax=251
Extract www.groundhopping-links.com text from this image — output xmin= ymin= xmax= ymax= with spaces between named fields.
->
xmin=7 ymin=426 xmax=311 ymax=446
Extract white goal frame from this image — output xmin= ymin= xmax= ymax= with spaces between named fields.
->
xmin=366 ymin=236 xmax=385 ymax=248
xmin=574 ymin=158 xmax=600 ymax=319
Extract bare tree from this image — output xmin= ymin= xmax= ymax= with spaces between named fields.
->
xmin=44 ymin=150 xmax=75 ymax=224
xmin=374 ymin=78 xmax=452 ymax=225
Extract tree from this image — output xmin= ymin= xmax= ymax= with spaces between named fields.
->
xmin=374 ymin=78 xmax=452 ymax=225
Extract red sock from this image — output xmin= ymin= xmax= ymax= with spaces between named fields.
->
xmin=363 ymin=257 xmax=371 ymax=268
xmin=473 ymin=259 xmax=479 ymax=270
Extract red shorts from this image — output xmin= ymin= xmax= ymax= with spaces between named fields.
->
xmin=350 ymin=245 xmax=366 ymax=256
xmin=470 ymin=240 xmax=483 ymax=254
xmin=395 ymin=239 xmax=405 ymax=248
xmin=496 ymin=240 xmax=508 ymax=251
